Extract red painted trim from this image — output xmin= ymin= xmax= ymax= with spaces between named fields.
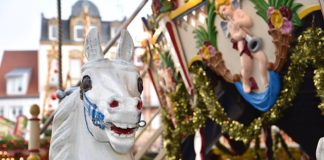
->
xmin=29 ymin=118 xmax=40 ymax=121
xmin=28 ymin=149 xmax=40 ymax=153
xmin=165 ymin=21 xmax=193 ymax=95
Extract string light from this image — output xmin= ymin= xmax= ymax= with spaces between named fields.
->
xmin=183 ymin=15 xmax=188 ymax=22
xmin=198 ymin=12 xmax=205 ymax=24
xmin=192 ymin=10 xmax=196 ymax=16
xmin=190 ymin=18 xmax=196 ymax=27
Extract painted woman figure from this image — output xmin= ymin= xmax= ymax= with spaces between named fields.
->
xmin=216 ymin=0 xmax=269 ymax=93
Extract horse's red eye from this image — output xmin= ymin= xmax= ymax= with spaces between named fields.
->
xmin=137 ymin=100 xmax=143 ymax=110
xmin=110 ymin=100 xmax=119 ymax=108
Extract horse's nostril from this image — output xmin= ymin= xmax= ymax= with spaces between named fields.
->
xmin=110 ymin=100 xmax=119 ymax=108
xmin=137 ymin=100 xmax=143 ymax=110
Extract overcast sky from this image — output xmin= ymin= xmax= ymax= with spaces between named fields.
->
xmin=0 ymin=0 xmax=151 ymax=60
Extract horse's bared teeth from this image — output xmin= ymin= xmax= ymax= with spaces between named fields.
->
xmin=111 ymin=124 xmax=135 ymax=135
xmin=127 ymin=124 xmax=136 ymax=128
xmin=114 ymin=122 xmax=127 ymax=129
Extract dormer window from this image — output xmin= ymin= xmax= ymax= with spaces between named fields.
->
xmin=74 ymin=22 xmax=84 ymax=41
xmin=111 ymin=27 xmax=117 ymax=38
xmin=7 ymin=77 xmax=23 ymax=94
xmin=49 ymin=25 xmax=58 ymax=40
xmin=5 ymin=68 xmax=31 ymax=95
xmin=74 ymin=23 xmax=97 ymax=41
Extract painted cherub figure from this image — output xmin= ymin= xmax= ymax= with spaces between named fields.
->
xmin=216 ymin=0 xmax=269 ymax=93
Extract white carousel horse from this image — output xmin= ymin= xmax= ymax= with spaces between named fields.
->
xmin=317 ymin=137 xmax=324 ymax=160
xmin=49 ymin=28 xmax=145 ymax=160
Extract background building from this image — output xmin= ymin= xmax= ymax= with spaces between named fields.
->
xmin=0 ymin=51 xmax=39 ymax=121
xmin=0 ymin=2 xmax=161 ymax=151
xmin=38 ymin=0 xmax=123 ymax=114
xmin=0 ymin=0 xmax=159 ymax=123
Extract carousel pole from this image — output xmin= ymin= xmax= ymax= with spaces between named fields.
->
xmin=40 ymin=0 xmax=62 ymax=135
xmin=27 ymin=105 xmax=41 ymax=160
xmin=57 ymin=0 xmax=63 ymax=90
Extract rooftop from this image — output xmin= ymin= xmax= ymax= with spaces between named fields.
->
xmin=5 ymin=68 xmax=32 ymax=78
xmin=40 ymin=0 xmax=119 ymax=43
xmin=0 ymin=50 xmax=38 ymax=98
xmin=71 ymin=0 xmax=101 ymax=18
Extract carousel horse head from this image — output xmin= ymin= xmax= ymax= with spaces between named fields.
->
xmin=50 ymin=28 xmax=144 ymax=159
xmin=80 ymin=28 xmax=144 ymax=153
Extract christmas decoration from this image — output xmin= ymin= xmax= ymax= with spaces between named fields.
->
xmin=161 ymin=25 xmax=324 ymax=158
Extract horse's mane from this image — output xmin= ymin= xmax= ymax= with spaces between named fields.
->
xmin=49 ymin=88 xmax=81 ymax=159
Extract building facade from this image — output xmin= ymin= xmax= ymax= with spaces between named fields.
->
xmin=38 ymin=0 xmax=123 ymax=113
xmin=0 ymin=0 xmax=160 ymax=127
xmin=0 ymin=51 xmax=39 ymax=122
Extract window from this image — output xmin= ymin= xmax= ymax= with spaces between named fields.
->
xmin=6 ymin=76 xmax=24 ymax=95
xmin=5 ymin=68 xmax=31 ymax=95
xmin=111 ymin=27 xmax=117 ymax=38
xmin=74 ymin=24 xmax=84 ymax=41
xmin=49 ymin=25 xmax=58 ymax=40
xmin=11 ymin=106 xmax=23 ymax=120
xmin=74 ymin=22 xmax=97 ymax=41
xmin=12 ymin=108 xmax=16 ymax=116
xmin=18 ymin=108 xmax=23 ymax=115
xmin=0 ymin=107 xmax=4 ymax=117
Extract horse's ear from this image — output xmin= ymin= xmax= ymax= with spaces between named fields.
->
xmin=116 ymin=29 xmax=134 ymax=62
xmin=84 ymin=28 xmax=103 ymax=61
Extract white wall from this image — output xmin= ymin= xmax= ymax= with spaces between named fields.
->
xmin=0 ymin=98 xmax=39 ymax=121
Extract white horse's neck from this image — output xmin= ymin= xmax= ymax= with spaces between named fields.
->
xmin=49 ymin=89 xmax=133 ymax=160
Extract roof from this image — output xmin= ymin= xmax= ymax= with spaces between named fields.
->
xmin=40 ymin=0 xmax=119 ymax=43
xmin=0 ymin=51 xmax=38 ymax=98
xmin=40 ymin=15 xmax=113 ymax=44
xmin=5 ymin=68 xmax=32 ymax=78
xmin=71 ymin=0 xmax=101 ymax=18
